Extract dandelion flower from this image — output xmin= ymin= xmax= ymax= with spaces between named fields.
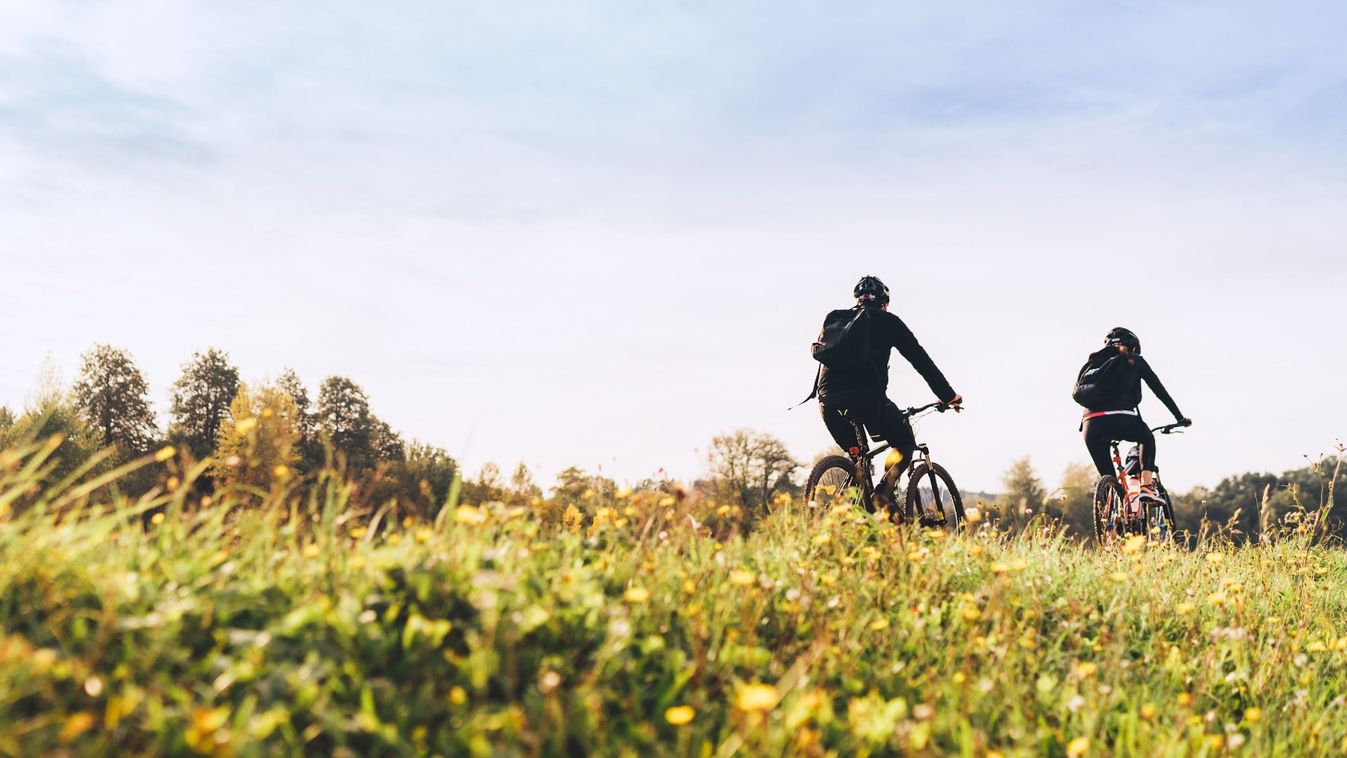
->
xmin=665 ymin=705 xmax=695 ymax=725
xmin=1066 ymin=736 xmax=1089 ymax=757
xmin=729 ymin=570 xmax=757 ymax=586
xmin=623 ymin=586 xmax=650 ymax=604
xmin=150 ymin=512 xmax=165 ymax=526
xmin=454 ymin=505 xmax=488 ymax=525
xmin=1205 ymin=552 xmax=1224 ymax=564
xmin=1140 ymin=703 xmax=1156 ymax=720
xmin=1245 ymin=707 xmax=1261 ymax=723
xmin=450 ymin=686 xmax=468 ymax=705
xmin=736 ymin=683 xmax=778 ymax=712
xmin=1122 ymin=535 xmax=1147 ymax=554
xmin=870 ymin=618 xmax=890 ymax=632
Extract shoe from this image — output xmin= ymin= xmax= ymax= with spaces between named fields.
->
xmin=869 ymin=489 xmax=899 ymax=519
xmin=1137 ymin=484 xmax=1163 ymax=504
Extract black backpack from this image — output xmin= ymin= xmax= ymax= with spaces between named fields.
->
xmin=811 ymin=308 xmax=875 ymax=369
xmin=793 ymin=308 xmax=878 ymax=408
xmin=1072 ymin=350 xmax=1128 ymax=408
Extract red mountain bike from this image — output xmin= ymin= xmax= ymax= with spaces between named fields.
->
xmin=803 ymin=402 xmax=965 ymax=529
xmin=1092 ymin=422 xmax=1187 ymax=547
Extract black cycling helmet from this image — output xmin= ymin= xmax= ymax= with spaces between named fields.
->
xmin=854 ymin=275 xmax=890 ymax=306
xmin=1106 ymin=327 xmax=1141 ymax=353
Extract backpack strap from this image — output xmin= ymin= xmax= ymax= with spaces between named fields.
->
xmin=789 ymin=366 xmax=822 ymax=410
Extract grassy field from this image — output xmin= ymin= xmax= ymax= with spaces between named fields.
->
xmin=2 ymin=438 xmax=1346 ymax=756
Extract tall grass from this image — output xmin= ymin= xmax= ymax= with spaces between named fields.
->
xmin=1 ymin=438 xmax=1346 ymax=756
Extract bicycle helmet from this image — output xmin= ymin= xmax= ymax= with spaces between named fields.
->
xmin=854 ymin=275 xmax=890 ymax=306
xmin=1106 ymin=327 xmax=1141 ymax=354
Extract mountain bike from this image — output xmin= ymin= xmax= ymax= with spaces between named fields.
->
xmin=803 ymin=402 xmax=965 ymax=530
xmin=1092 ymin=422 xmax=1187 ymax=547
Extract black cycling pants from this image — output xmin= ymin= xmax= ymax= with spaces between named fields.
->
xmin=1083 ymin=414 xmax=1156 ymax=478
xmin=820 ymin=393 xmax=918 ymax=472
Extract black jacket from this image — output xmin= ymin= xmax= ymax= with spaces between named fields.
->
xmin=817 ymin=307 xmax=956 ymax=402
xmin=1086 ymin=350 xmax=1184 ymax=419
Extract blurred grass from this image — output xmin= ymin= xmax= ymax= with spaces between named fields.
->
xmin=2 ymin=437 xmax=1346 ymax=757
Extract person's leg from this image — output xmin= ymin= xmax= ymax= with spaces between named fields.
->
xmin=820 ymin=400 xmax=864 ymax=453
xmin=872 ymin=400 xmax=918 ymax=499
xmin=1132 ymin=423 xmax=1159 ymax=494
xmin=1082 ymin=417 xmax=1117 ymax=478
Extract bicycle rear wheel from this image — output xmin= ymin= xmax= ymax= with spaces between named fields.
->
xmin=805 ymin=456 xmax=862 ymax=514
xmin=903 ymin=463 xmax=965 ymax=531
xmin=1093 ymin=477 xmax=1125 ymax=548
xmin=1143 ymin=481 xmax=1177 ymax=542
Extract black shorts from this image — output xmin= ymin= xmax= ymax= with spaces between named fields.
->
xmin=819 ymin=392 xmax=918 ymax=462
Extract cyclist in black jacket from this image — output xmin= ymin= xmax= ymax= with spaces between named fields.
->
xmin=817 ymin=276 xmax=962 ymax=514
xmin=1080 ymin=327 xmax=1191 ymax=503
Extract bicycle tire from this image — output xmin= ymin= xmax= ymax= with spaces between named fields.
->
xmin=1093 ymin=477 xmax=1125 ymax=548
xmin=805 ymin=456 xmax=861 ymax=513
xmin=903 ymin=462 xmax=965 ymax=531
xmin=1144 ymin=481 xmax=1177 ymax=542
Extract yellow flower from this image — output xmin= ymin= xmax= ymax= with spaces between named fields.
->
xmin=450 ymin=686 xmax=468 ymax=705
xmin=813 ymin=532 xmax=831 ymax=546
xmin=154 ymin=446 xmax=176 ymax=462
xmin=659 ymin=496 xmax=676 ymax=507
xmin=150 ymin=512 xmax=165 ymax=526
xmin=884 ymin=449 xmax=905 ymax=470
xmin=454 ymin=505 xmax=488 ymax=525
xmin=273 ymin=464 xmax=290 ymax=479
xmin=58 ymin=712 xmax=96 ymax=744
xmin=1074 ymin=661 xmax=1098 ymax=679
xmin=962 ymin=605 xmax=982 ymax=622
xmin=1066 ymin=736 xmax=1090 ymax=757
xmin=623 ymin=586 xmax=650 ymax=604
xmin=1108 ymin=572 xmax=1128 ymax=583
xmin=349 ymin=527 xmax=367 ymax=539
xmin=302 ymin=543 xmax=321 ymax=559
xmin=1177 ymin=692 xmax=1193 ymax=707
xmin=1122 ymin=535 xmax=1147 ymax=554
xmin=235 ymin=417 xmax=258 ymax=435
xmin=990 ymin=562 xmax=1009 ymax=575
xmin=1205 ymin=552 xmax=1224 ymax=564
xmin=1307 ymin=640 xmax=1327 ymax=653
xmin=1175 ymin=601 xmax=1195 ymax=614
xmin=1140 ymin=703 xmax=1156 ymax=720
xmin=1206 ymin=592 xmax=1227 ymax=606
xmin=736 ymin=683 xmax=778 ymax=712
xmin=1245 ymin=707 xmax=1262 ymax=723
xmin=870 ymin=618 xmax=890 ymax=632
xmin=729 ymin=570 xmax=757 ymax=586
xmin=665 ymin=705 xmax=695 ymax=725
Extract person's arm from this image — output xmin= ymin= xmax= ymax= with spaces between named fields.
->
xmin=884 ymin=314 xmax=957 ymax=403
xmin=1137 ymin=356 xmax=1186 ymax=422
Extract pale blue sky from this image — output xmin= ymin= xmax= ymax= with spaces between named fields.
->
xmin=1 ymin=2 xmax=1344 ymax=492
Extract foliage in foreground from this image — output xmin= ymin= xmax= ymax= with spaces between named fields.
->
xmin=2 ymin=439 xmax=1347 ymax=757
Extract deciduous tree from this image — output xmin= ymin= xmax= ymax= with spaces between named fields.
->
xmin=71 ymin=344 xmax=158 ymax=454
xmin=170 ymin=349 xmax=240 ymax=459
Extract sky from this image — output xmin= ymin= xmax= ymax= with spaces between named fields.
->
xmin=1 ymin=1 xmax=1344 ymax=494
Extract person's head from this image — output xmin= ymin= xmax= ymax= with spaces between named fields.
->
xmin=854 ymin=275 xmax=890 ymax=309
xmin=1106 ymin=327 xmax=1141 ymax=354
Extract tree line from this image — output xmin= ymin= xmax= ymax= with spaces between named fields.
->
xmin=0 ymin=345 xmax=457 ymax=517
xmin=994 ymin=452 xmax=1347 ymax=543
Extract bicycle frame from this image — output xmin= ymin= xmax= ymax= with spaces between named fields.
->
xmin=1101 ymin=422 xmax=1186 ymax=538
xmin=844 ymin=401 xmax=949 ymax=504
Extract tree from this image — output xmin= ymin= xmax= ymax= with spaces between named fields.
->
xmin=996 ymin=456 xmax=1046 ymax=533
xmin=71 ymin=344 xmax=158 ymax=454
xmin=213 ymin=380 xmax=302 ymax=490
xmin=277 ymin=369 xmax=321 ymax=471
xmin=399 ymin=442 xmax=459 ymax=516
xmin=706 ymin=430 xmax=801 ymax=511
xmin=170 ymin=349 xmax=240 ymax=459
xmin=0 ymin=400 xmax=100 ymax=494
xmin=461 ymin=462 xmax=505 ymax=505
xmin=1046 ymin=461 xmax=1097 ymax=539
xmin=370 ymin=416 xmax=406 ymax=463
xmin=508 ymin=463 xmax=543 ymax=504
xmin=316 ymin=376 xmax=375 ymax=469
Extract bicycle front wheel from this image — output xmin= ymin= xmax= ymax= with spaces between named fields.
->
xmin=805 ymin=456 xmax=861 ymax=514
xmin=1093 ymin=477 xmax=1125 ymax=548
xmin=904 ymin=463 xmax=965 ymax=531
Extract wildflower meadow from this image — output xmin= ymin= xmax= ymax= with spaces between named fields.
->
xmin=1 ymin=435 xmax=1345 ymax=756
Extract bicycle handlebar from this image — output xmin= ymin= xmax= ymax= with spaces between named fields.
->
xmin=902 ymin=401 xmax=961 ymax=418
xmin=1152 ymin=421 xmax=1191 ymax=435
